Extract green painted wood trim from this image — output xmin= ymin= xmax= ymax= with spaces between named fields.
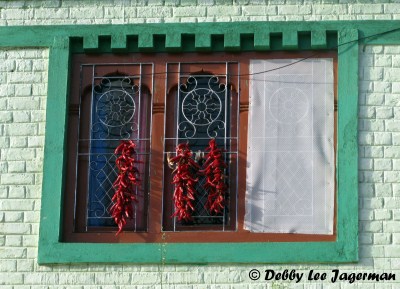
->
xmin=83 ymin=35 xmax=99 ymax=51
xmin=111 ymin=33 xmax=127 ymax=51
xmin=195 ymin=33 xmax=212 ymax=51
xmin=38 ymin=37 xmax=71 ymax=264
xmin=224 ymin=32 xmax=241 ymax=51
xmin=254 ymin=29 xmax=270 ymax=51
xmin=16 ymin=21 xmax=363 ymax=264
xmin=282 ymin=30 xmax=298 ymax=49
xmin=311 ymin=30 xmax=327 ymax=49
xmin=39 ymin=241 xmax=353 ymax=264
xmin=336 ymin=28 xmax=359 ymax=261
xmin=166 ymin=33 xmax=182 ymax=52
xmin=359 ymin=25 xmax=400 ymax=45
xmin=1 ymin=21 xmax=400 ymax=49
xmin=138 ymin=33 xmax=154 ymax=51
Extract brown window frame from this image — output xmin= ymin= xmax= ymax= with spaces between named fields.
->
xmin=63 ymin=51 xmax=337 ymax=243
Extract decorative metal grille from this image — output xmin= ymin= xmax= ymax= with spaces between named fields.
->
xmin=163 ymin=62 xmax=239 ymax=231
xmin=178 ymin=75 xmax=227 ymax=139
xmin=77 ymin=63 xmax=153 ymax=231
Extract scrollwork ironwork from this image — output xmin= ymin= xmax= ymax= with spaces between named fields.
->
xmin=178 ymin=75 xmax=227 ymax=140
xmin=92 ymin=77 xmax=140 ymax=139
xmin=87 ymin=77 xmax=142 ymax=226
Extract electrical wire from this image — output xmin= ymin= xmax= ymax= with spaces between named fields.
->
xmin=121 ymin=27 xmax=400 ymax=79
xmin=237 ymin=27 xmax=400 ymax=77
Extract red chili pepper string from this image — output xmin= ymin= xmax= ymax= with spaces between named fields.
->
xmin=201 ymin=139 xmax=228 ymax=215
xmin=170 ymin=143 xmax=200 ymax=222
xmin=110 ymin=140 xmax=140 ymax=235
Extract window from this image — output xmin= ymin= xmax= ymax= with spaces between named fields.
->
xmin=162 ymin=61 xmax=239 ymax=233
xmin=63 ymin=60 xmax=153 ymax=242
xmin=62 ymin=51 xmax=337 ymax=243
xmin=35 ymin=24 xmax=359 ymax=263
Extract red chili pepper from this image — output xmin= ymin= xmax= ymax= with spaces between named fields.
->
xmin=200 ymin=139 xmax=228 ymax=215
xmin=110 ymin=140 xmax=141 ymax=235
xmin=170 ymin=143 xmax=200 ymax=222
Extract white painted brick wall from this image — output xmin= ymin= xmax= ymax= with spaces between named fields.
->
xmin=1 ymin=0 xmax=400 ymax=288
xmin=1 ymin=1 xmax=400 ymax=24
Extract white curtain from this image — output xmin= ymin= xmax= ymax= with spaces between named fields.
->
xmin=245 ymin=58 xmax=335 ymax=234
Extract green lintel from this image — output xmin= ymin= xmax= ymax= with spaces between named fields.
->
xmin=0 ymin=21 xmax=400 ymax=49
xmin=224 ymin=33 xmax=241 ymax=51
xmin=111 ymin=33 xmax=127 ymax=51
xmin=282 ymin=30 xmax=298 ymax=49
xmin=254 ymin=30 xmax=270 ymax=50
xmin=311 ymin=30 xmax=327 ymax=49
xmin=83 ymin=35 xmax=99 ymax=51
xmin=195 ymin=33 xmax=212 ymax=51
xmin=165 ymin=33 xmax=182 ymax=52
xmin=138 ymin=33 xmax=154 ymax=51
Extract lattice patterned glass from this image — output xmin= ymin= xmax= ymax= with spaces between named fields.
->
xmin=163 ymin=62 xmax=239 ymax=231
xmin=76 ymin=63 xmax=153 ymax=231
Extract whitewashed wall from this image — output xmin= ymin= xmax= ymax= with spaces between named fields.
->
xmin=0 ymin=0 xmax=400 ymax=288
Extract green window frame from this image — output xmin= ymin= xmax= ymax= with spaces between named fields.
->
xmin=0 ymin=21 xmax=376 ymax=263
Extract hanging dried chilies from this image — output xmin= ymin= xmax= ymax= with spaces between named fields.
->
xmin=201 ymin=139 xmax=228 ymax=215
xmin=110 ymin=140 xmax=140 ymax=235
xmin=169 ymin=143 xmax=200 ymax=222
